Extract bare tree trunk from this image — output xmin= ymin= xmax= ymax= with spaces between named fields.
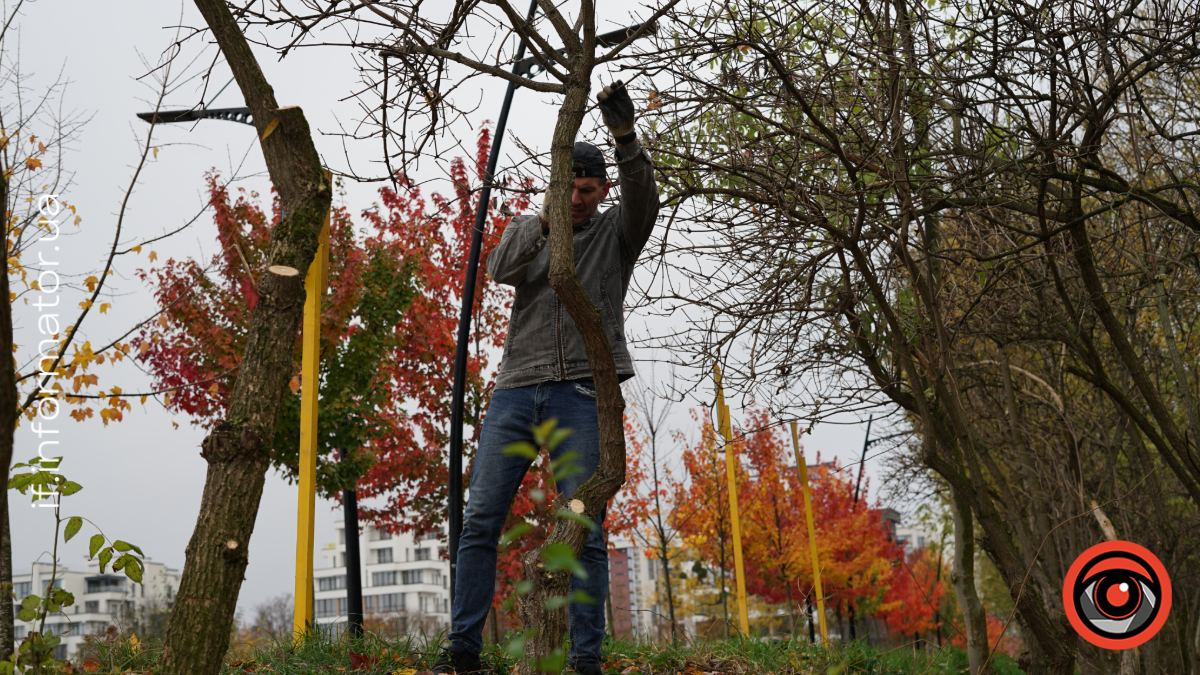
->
xmin=488 ymin=604 xmax=500 ymax=645
xmin=784 ymin=581 xmax=796 ymax=637
xmin=949 ymin=487 xmax=990 ymax=675
xmin=0 ymin=172 xmax=15 ymax=655
xmin=658 ymin=548 xmax=675 ymax=643
xmin=159 ymin=3 xmax=331 ymax=674
xmin=0 ymin=492 xmax=11 ymax=657
xmin=515 ymin=27 xmax=627 ymax=671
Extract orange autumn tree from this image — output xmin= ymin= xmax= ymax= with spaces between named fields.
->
xmin=671 ymin=408 xmax=740 ymax=635
xmin=737 ymin=408 xmax=809 ymax=633
xmin=676 ymin=405 xmax=905 ymax=637
xmin=877 ymin=546 xmax=948 ymax=640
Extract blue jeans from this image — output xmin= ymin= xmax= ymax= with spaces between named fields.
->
xmin=449 ymin=379 xmax=609 ymax=665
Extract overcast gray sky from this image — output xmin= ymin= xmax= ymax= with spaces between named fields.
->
xmin=8 ymin=0 xmax=902 ymax=619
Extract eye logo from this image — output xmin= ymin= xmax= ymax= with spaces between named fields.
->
xmin=1063 ymin=541 xmax=1171 ymax=650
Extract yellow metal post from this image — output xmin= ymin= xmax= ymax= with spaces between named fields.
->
xmin=713 ymin=363 xmax=750 ymax=636
xmin=293 ymin=172 xmax=332 ymax=639
xmin=790 ymin=421 xmax=828 ymax=644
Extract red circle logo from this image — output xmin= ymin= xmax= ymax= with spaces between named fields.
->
xmin=1063 ymin=541 xmax=1171 ymax=650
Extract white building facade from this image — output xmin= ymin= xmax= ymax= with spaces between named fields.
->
xmin=313 ymin=521 xmax=450 ymax=635
xmin=12 ymin=559 xmax=180 ymax=660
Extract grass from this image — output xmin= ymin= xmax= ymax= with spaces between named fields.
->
xmin=77 ymin=630 xmax=1025 ymax=674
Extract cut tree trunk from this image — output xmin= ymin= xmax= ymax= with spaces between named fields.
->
xmin=159 ymin=3 xmax=331 ymax=674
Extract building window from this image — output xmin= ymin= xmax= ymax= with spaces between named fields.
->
xmin=367 ymin=592 xmax=403 ymax=613
xmin=86 ymin=577 xmax=126 ymax=594
xmin=374 ymin=529 xmax=393 ymax=541
xmin=86 ymin=621 xmax=110 ymax=636
xmin=375 ymin=548 xmax=393 ymax=564
xmin=422 ymin=530 xmax=441 ymax=541
xmin=372 ymin=571 xmax=396 ymax=587
xmin=13 ymin=582 xmax=30 ymax=599
xmin=84 ymin=601 xmax=100 ymax=614
xmin=401 ymin=570 xmax=423 ymax=585
xmin=419 ymin=594 xmax=442 ymax=614
xmin=414 ymin=548 xmax=431 ymax=561
xmin=13 ymin=626 xmax=24 ymax=639
xmin=317 ymin=575 xmax=346 ymax=592
xmin=338 ymin=529 xmax=345 ymax=545
xmin=315 ymin=598 xmax=345 ymax=619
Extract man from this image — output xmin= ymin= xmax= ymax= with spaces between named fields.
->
xmin=434 ymin=80 xmax=658 ymax=674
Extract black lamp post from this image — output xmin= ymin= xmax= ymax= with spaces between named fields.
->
xmin=847 ymin=416 xmax=906 ymax=641
xmin=340 ymin=447 xmax=364 ymax=637
xmin=444 ymin=12 xmax=656 ymax=603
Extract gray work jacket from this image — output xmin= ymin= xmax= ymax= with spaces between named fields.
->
xmin=487 ymin=140 xmax=659 ymax=389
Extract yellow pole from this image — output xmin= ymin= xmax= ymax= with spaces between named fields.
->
xmin=713 ymin=363 xmax=750 ymax=636
xmin=293 ymin=171 xmax=332 ymax=640
xmin=790 ymin=421 xmax=828 ymax=645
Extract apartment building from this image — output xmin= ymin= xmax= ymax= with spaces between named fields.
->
xmin=313 ymin=521 xmax=450 ymax=634
xmin=12 ymin=559 xmax=180 ymax=660
xmin=608 ymin=536 xmax=681 ymax=640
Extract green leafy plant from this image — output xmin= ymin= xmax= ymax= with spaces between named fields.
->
xmin=3 ymin=456 xmax=146 ymax=674
xmin=497 ymin=419 xmax=596 ymax=673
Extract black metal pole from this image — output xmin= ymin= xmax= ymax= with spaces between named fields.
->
xmin=853 ymin=414 xmax=872 ymax=505
xmin=341 ymin=447 xmax=364 ymax=637
xmin=848 ymin=414 xmax=873 ymax=642
xmin=448 ymin=0 xmax=540 ymax=604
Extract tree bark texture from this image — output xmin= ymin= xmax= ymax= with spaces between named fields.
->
xmin=949 ymin=486 xmax=989 ymax=675
xmin=516 ymin=25 xmax=628 ymax=673
xmin=0 ymin=171 xmax=16 ymax=655
xmin=160 ymin=3 xmax=330 ymax=674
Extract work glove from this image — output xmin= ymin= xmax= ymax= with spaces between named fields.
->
xmin=597 ymin=79 xmax=637 ymax=141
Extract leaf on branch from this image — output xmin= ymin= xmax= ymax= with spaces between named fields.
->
xmin=124 ymin=559 xmax=143 ymax=583
xmin=58 ymin=481 xmax=82 ymax=496
xmin=541 ymin=542 xmax=587 ymax=579
xmin=89 ymin=534 xmax=105 ymax=559
xmin=502 ymin=441 xmax=538 ymax=461
xmin=64 ymin=516 xmax=83 ymax=542
xmin=555 ymin=508 xmax=596 ymax=531
xmin=499 ymin=522 xmax=532 ymax=545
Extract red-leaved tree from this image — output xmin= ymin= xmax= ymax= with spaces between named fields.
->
xmin=137 ymin=127 xmax=526 ymax=537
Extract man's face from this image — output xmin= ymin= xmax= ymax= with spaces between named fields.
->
xmin=571 ymin=177 xmax=611 ymax=227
